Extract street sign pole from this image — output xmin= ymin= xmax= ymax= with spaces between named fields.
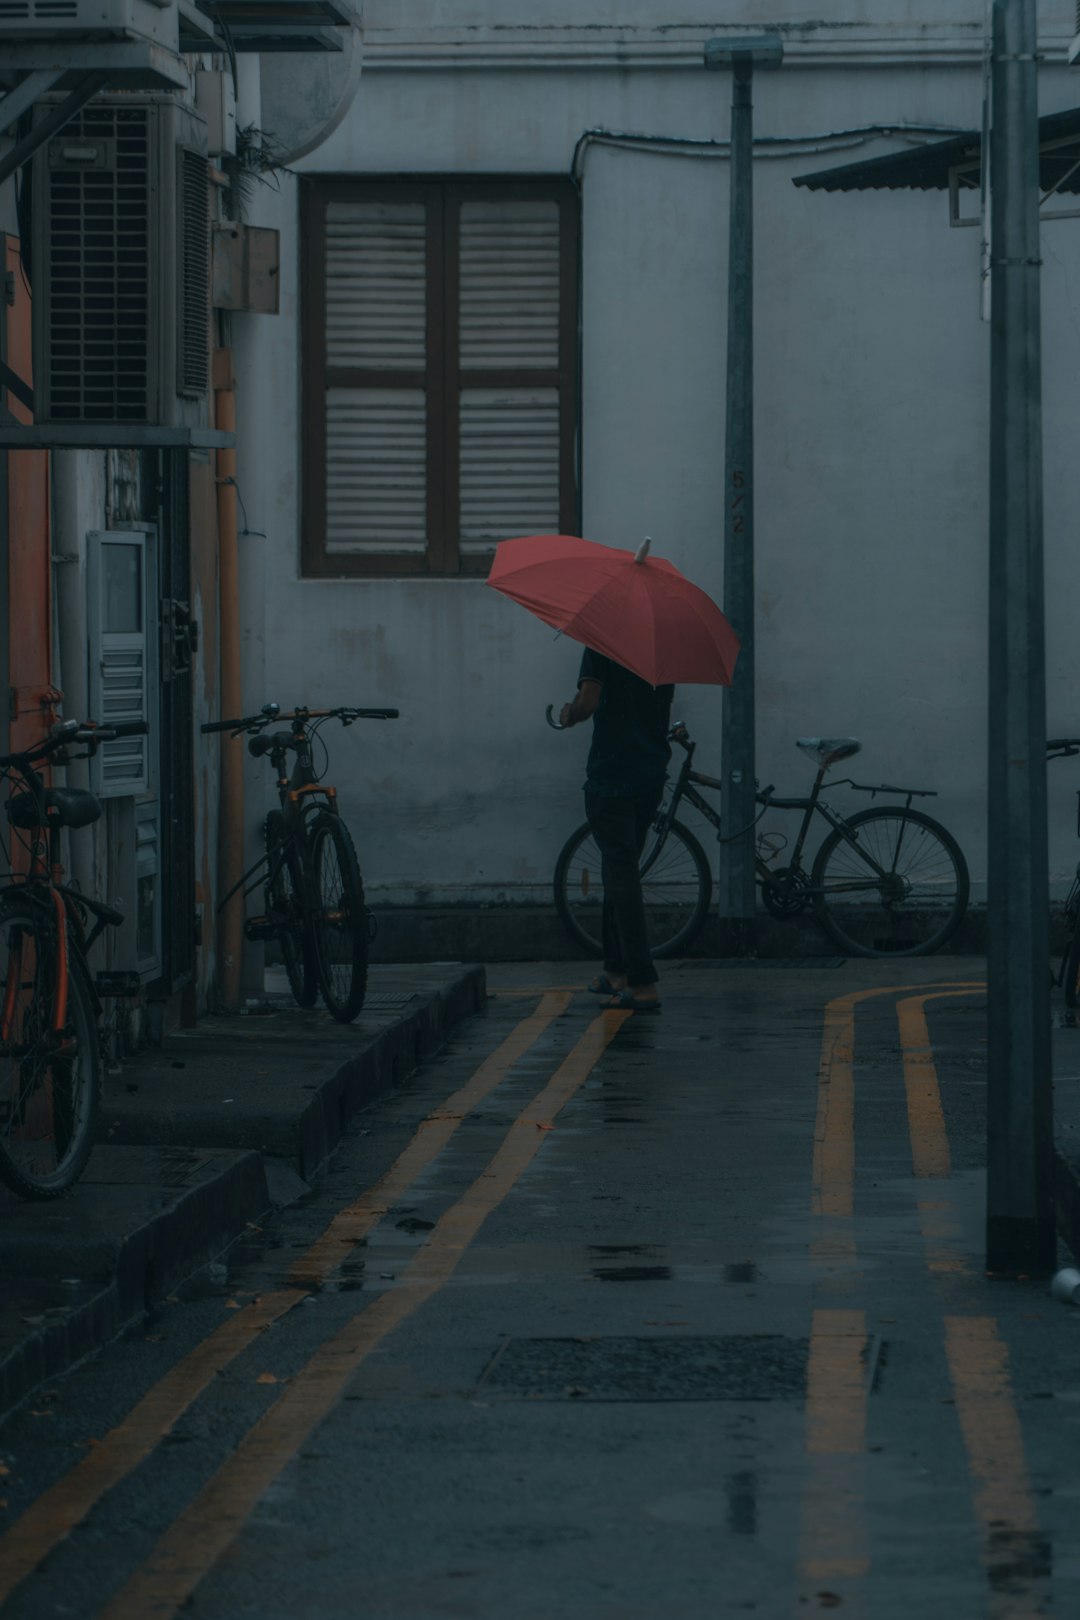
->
xmin=705 ymin=34 xmax=782 ymax=953
xmin=986 ymin=0 xmax=1056 ymax=1275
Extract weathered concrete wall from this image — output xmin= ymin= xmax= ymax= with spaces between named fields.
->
xmin=237 ymin=4 xmax=1080 ymax=918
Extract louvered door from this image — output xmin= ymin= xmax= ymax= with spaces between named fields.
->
xmin=303 ymin=179 xmax=578 ymax=576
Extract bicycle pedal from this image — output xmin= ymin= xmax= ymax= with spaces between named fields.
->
xmin=244 ymin=916 xmax=277 ymax=942
xmin=95 ymin=970 xmax=141 ymax=998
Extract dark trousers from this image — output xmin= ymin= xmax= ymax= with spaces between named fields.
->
xmin=584 ymin=787 xmax=663 ymax=986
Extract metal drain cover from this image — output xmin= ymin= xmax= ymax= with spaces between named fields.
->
xmin=478 ymin=1335 xmax=809 ymax=1402
xmin=364 ymin=992 xmax=417 ymax=1009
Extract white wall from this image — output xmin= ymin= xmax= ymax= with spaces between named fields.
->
xmin=234 ymin=6 xmax=1080 ymax=912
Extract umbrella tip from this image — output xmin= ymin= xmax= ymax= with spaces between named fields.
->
xmin=634 ymin=536 xmax=652 ymax=564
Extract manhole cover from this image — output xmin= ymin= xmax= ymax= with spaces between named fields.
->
xmin=364 ymin=992 xmax=417 ymax=1009
xmin=478 ymin=1335 xmax=809 ymax=1402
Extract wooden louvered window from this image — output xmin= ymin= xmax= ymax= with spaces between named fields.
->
xmin=301 ymin=178 xmax=579 ymax=577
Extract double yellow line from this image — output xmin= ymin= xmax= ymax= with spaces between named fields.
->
xmin=801 ymin=979 xmax=1047 ymax=1615
xmin=0 ymin=992 xmax=627 ymax=1615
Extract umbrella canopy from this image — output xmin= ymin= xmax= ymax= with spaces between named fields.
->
xmin=487 ymin=534 xmax=740 ymax=687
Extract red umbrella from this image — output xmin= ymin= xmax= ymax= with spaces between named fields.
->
xmin=487 ymin=534 xmax=740 ymax=686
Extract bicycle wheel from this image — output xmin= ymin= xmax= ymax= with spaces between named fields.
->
xmin=553 ymin=818 xmax=712 ymax=959
xmin=309 ymin=813 xmax=368 ymax=1022
xmin=811 ymin=807 xmax=969 ymax=957
xmin=265 ymin=811 xmax=318 ymax=1008
xmin=0 ymin=899 xmax=100 ymax=1199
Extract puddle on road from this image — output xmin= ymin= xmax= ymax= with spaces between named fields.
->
xmin=726 ymin=1469 xmax=758 ymax=1537
xmin=588 ymin=1242 xmax=672 ymax=1283
xmin=724 ymin=1263 xmax=758 ymax=1284
xmin=592 ymin=1265 xmax=673 ymax=1282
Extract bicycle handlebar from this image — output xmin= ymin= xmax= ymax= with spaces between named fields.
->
xmin=1047 ymin=738 xmax=1080 ymax=757
xmin=0 ymin=717 xmax=148 ymax=769
xmin=202 ymin=705 xmax=400 ymax=737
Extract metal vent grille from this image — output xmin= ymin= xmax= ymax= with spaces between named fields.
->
xmin=179 ymin=147 xmax=208 ymax=394
xmin=100 ymin=647 xmax=148 ymax=790
xmin=47 ymin=105 xmax=151 ymax=422
xmin=0 ymin=0 xmax=77 ymax=12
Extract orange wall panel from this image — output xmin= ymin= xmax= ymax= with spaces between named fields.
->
xmin=4 ymin=236 xmax=55 ymax=753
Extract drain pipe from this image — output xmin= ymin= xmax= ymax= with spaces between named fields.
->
xmin=214 ymin=349 xmax=243 ymax=1011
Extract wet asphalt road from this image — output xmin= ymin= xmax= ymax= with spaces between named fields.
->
xmin=1 ymin=958 xmax=1079 ymax=1619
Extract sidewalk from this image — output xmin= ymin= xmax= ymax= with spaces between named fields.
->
xmin=0 ymin=963 xmax=485 ymax=1420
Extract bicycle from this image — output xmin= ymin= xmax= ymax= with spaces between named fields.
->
xmin=202 ymin=703 xmax=399 ymax=1023
xmin=1047 ymin=737 xmax=1080 ymax=1006
xmin=0 ymin=716 xmax=147 ymax=1200
xmin=550 ymin=718 xmax=970 ymax=959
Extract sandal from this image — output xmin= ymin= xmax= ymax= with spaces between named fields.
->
xmin=605 ymin=990 xmax=662 ymax=1014
xmin=587 ymin=974 xmax=621 ymax=995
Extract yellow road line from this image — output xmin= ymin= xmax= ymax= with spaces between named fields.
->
xmin=98 ymin=1008 xmax=629 ymax=1620
xmin=798 ymin=1309 xmax=870 ymax=1587
xmin=897 ymin=989 xmax=983 ymax=1180
xmin=814 ymin=983 xmax=985 ymax=1220
xmin=800 ymin=981 xmax=985 ymax=1606
xmin=944 ymin=1316 xmax=1047 ymax=1618
xmin=897 ymin=988 xmax=984 ymax=1277
xmin=291 ymin=990 xmax=572 ymax=1286
xmin=0 ymin=1289 xmax=304 ymax=1604
xmin=0 ymin=992 xmax=570 ymax=1609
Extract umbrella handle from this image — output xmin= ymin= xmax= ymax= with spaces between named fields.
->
xmin=545 ymin=705 xmax=567 ymax=731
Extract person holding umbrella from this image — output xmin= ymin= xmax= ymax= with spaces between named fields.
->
xmin=559 ymin=649 xmax=673 ymax=1011
xmin=487 ymin=532 xmax=740 ymax=1014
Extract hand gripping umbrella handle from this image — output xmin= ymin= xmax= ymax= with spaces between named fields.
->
xmin=546 ymin=705 xmax=567 ymax=731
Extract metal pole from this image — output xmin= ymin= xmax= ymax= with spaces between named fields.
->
xmin=986 ymin=0 xmax=1055 ymax=1275
xmin=718 ymin=59 xmax=757 ymax=944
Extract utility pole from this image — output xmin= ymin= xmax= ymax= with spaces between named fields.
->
xmin=985 ymin=0 xmax=1056 ymax=1274
xmin=705 ymin=34 xmax=782 ymax=951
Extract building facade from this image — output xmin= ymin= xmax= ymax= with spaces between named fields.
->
xmin=234 ymin=0 xmax=1080 ymax=950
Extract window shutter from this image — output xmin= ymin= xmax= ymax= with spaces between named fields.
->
xmin=304 ymin=178 xmax=578 ymax=576
xmin=459 ymin=388 xmax=560 ymax=552
xmin=457 ymin=199 xmax=563 ymax=554
xmin=459 ymin=199 xmax=561 ymax=369
xmin=324 ymin=200 xmax=428 ymax=554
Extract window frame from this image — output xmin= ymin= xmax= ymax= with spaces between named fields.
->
xmin=300 ymin=175 xmax=580 ymax=579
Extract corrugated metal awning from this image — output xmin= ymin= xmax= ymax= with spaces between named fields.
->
xmin=793 ymin=105 xmax=1080 ymax=193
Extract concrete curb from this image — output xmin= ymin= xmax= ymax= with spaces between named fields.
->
xmin=0 ymin=964 xmax=487 ymax=1422
xmin=0 ymin=1148 xmax=268 ymax=1421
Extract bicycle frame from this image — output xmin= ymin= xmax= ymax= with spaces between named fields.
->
xmin=218 ymin=719 xmax=338 ymax=915
xmin=653 ymin=739 xmax=931 ymax=893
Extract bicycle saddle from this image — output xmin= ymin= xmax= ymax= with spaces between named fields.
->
xmin=796 ymin=737 xmax=861 ymax=768
xmin=6 ymin=787 xmax=102 ymax=830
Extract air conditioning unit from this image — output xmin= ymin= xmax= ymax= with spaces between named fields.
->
xmin=32 ymin=95 xmax=209 ymax=430
xmin=0 ymin=0 xmax=178 ymax=49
